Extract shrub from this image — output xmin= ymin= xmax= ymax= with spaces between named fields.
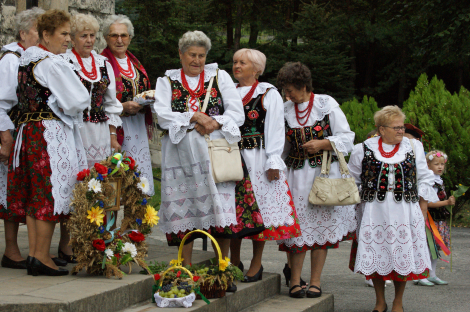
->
xmin=341 ymin=95 xmax=380 ymax=144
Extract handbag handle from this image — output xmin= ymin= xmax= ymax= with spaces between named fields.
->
xmin=201 ymin=77 xmax=214 ymax=113
xmin=320 ymin=141 xmax=350 ymax=177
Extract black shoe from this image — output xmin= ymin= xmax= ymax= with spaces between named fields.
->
xmin=226 ymin=282 xmax=237 ymax=292
xmin=26 ymin=256 xmax=34 ymax=275
xmin=238 ymin=261 xmax=244 ymax=272
xmin=306 ymin=285 xmax=322 ymax=298
xmin=242 ymin=265 xmax=263 ymax=283
xmin=371 ymin=304 xmax=388 ymax=312
xmin=1 ymin=255 xmax=27 ymax=269
xmin=283 ymin=263 xmax=308 ymax=288
xmin=58 ymin=247 xmax=77 ymax=264
xmin=289 ymin=285 xmax=305 ymax=298
xmin=31 ymin=257 xmax=69 ymax=276
xmin=51 ymin=256 xmax=67 ymax=267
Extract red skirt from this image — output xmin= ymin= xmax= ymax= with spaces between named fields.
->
xmin=279 ymin=241 xmax=339 ymax=254
xmin=1 ymin=121 xmax=68 ymax=223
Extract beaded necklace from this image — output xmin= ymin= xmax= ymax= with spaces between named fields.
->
xmin=378 ymin=137 xmax=400 ymax=158
xmin=115 ymin=53 xmax=134 ymax=78
xmin=181 ymin=68 xmax=206 ymax=112
xmin=18 ymin=42 xmax=26 ymax=51
xmin=237 ymin=80 xmax=259 ymax=105
xmin=295 ymin=92 xmax=314 ymax=126
xmin=72 ymin=48 xmax=98 ymax=80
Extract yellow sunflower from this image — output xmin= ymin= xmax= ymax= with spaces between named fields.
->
xmin=143 ymin=205 xmax=159 ymax=227
xmin=219 ymin=256 xmax=230 ymax=271
xmin=87 ymin=206 xmax=104 ymax=226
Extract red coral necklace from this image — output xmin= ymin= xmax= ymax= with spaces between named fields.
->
xmin=38 ymin=44 xmax=50 ymax=52
xmin=237 ymin=80 xmax=259 ymax=105
xmin=181 ymin=68 xmax=206 ymax=112
xmin=295 ymin=92 xmax=314 ymax=126
xmin=72 ymin=48 xmax=98 ymax=80
xmin=115 ymin=53 xmax=134 ymax=78
xmin=18 ymin=42 xmax=26 ymax=51
xmin=378 ymin=137 xmax=400 ymax=158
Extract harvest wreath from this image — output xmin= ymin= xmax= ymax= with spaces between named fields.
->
xmin=68 ymin=152 xmax=158 ymax=278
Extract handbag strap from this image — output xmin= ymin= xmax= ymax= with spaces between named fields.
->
xmin=202 ymin=77 xmax=215 ymax=143
xmin=201 ymin=77 xmax=215 ymax=113
xmin=330 ymin=141 xmax=351 ymax=176
xmin=320 ymin=141 xmax=350 ymax=176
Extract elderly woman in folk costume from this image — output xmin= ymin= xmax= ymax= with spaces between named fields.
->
xmin=276 ymin=62 xmax=356 ymax=298
xmin=0 ymin=7 xmax=44 ymax=270
xmin=101 ymin=14 xmax=154 ymax=195
xmin=63 ymin=14 xmax=123 ymax=169
xmin=0 ymin=9 xmax=90 ymax=276
xmin=348 ymin=106 xmax=439 ymax=312
xmin=229 ymin=49 xmax=301 ymax=282
xmin=153 ymin=31 xmax=264 ymax=283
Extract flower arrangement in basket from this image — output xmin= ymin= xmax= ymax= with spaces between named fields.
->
xmin=152 ymin=230 xmax=243 ymax=307
xmin=68 ymin=152 xmax=159 ymax=278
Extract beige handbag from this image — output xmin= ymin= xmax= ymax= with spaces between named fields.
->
xmin=308 ymin=141 xmax=360 ymax=206
xmin=201 ymin=77 xmax=243 ymax=183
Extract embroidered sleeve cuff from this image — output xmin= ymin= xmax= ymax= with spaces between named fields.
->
xmin=107 ymin=113 xmax=123 ymax=128
xmin=418 ymin=184 xmax=440 ymax=203
xmin=327 ymin=136 xmax=349 ymax=155
xmin=169 ymin=112 xmax=194 ymax=144
xmin=0 ymin=113 xmax=14 ymax=132
xmin=212 ymin=115 xmax=241 ymax=144
xmin=265 ymin=154 xmax=287 ymax=171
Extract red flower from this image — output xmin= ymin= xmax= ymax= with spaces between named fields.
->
xmin=287 ymin=129 xmax=294 ymax=136
xmin=210 ymin=88 xmax=218 ymax=98
xmin=243 ymin=180 xmax=253 ymax=192
xmin=252 ymin=211 xmax=263 ymax=225
xmin=244 ymin=194 xmax=255 ymax=206
xmin=247 ymin=110 xmax=259 ymax=120
xmin=123 ymin=156 xmax=136 ymax=170
xmin=128 ymin=231 xmax=145 ymax=242
xmin=154 ymin=273 xmax=161 ymax=281
xmin=236 ymin=205 xmax=244 ymax=217
xmin=77 ymin=169 xmax=90 ymax=181
xmin=313 ymin=125 xmax=322 ymax=132
xmin=92 ymin=239 xmax=106 ymax=251
xmin=380 ymin=186 xmax=385 ymax=189
xmin=94 ymin=163 xmax=108 ymax=176
xmin=382 ymin=170 xmax=387 ymax=174
xmin=176 ymin=271 xmax=181 ymax=277
xmin=193 ymin=276 xmax=201 ymax=282
xmin=172 ymin=89 xmax=182 ymax=101
xmin=323 ymin=124 xmax=330 ymax=130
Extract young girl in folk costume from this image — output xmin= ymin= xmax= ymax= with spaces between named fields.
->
xmin=415 ymin=150 xmax=454 ymax=286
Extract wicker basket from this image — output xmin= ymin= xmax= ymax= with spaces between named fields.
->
xmin=196 ymin=280 xmax=226 ymax=299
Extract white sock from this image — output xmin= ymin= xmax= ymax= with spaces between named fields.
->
xmin=429 ymin=258 xmax=438 ymax=278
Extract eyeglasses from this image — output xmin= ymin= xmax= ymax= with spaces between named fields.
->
xmin=108 ymin=33 xmax=130 ymax=40
xmin=381 ymin=125 xmax=406 ymax=132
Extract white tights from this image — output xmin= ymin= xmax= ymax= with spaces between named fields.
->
xmin=429 ymin=257 xmax=438 ymax=278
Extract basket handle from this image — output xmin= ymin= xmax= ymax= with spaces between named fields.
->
xmin=178 ymin=230 xmax=223 ymax=265
xmin=158 ymin=265 xmax=194 ymax=287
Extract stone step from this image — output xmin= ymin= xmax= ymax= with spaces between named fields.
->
xmin=123 ymin=272 xmax=281 ymax=312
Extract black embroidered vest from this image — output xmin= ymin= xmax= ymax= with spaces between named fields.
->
xmin=120 ymin=65 xmax=149 ymax=117
xmin=0 ymin=51 xmax=21 ymax=60
xmin=167 ymin=72 xmax=224 ymax=117
xmin=10 ymin=58 xmax=59 ymax=126
xmin=360 ymin=143 xmax=419 ymax=203
xmin=430 ymin=183 xmax=449 ymax=221
xmin=284 ymin=115 xmax=334 ymax=169
xmin=238 ymin=89 xmax=270 ymax=150
xmin=75 ymin=65 xmax=110 ymax=122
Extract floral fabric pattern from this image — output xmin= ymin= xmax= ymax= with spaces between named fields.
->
xmin=77 ymin=65 xmax=110 ymax=123
xmin=279 ymin=241 xmax=339 ymax=254
xmin=1 ymin=121 xmax=68 ymax=223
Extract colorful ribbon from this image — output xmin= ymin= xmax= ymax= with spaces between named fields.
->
xmin=110 ymin=153 xmax=129 ymax=175
xmin=426 ymin=211 xmax=451 ymax=259
xmin=102 ymin=211 xmax=120 ymax=269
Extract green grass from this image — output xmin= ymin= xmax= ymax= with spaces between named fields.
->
xmin=149 ymin=168 xmax=161 ymax=210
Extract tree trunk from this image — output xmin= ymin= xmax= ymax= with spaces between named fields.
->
xmin=234 ymin=1 xmax=243 ymax=50
xmin=225 ymin=0 xmax=234 ymax=50
xmin=363 ymin=42 xmax=376 ymax=91
xmin=248 ymin=2 xmax=259 ymax=47
xmin=291 ymin=0 xmax=300 ymax=45
xmin=398 ymin=49 xmax=407 ymax=105
xmin=458 ymin=57 xmax=464 ymax=90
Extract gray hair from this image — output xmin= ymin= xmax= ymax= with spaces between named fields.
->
xmin=70 ymin=13 xmax=100 ymax=37
xmin=15 ymin=7 xmax=45 ymax=41
xmin=178 ymin=30 xmax=211 ymax=54
xmin=102 ymin=14 xmax=134 ymax=38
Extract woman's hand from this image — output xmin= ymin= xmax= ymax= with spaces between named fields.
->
xmin=447 ymin=195 xmax=456 ymax=206
xmin=110 ymin=135 xmax=121 ymax=152
xmin=191 ymin=112 xmax=220 ymax=135
xmin=122 ymin=101 xmax=143 ymax=115
xmin=419 ymin=197 xmax=428 ymax=221
xmin=302 ymin=139 xmax=332 ymax=154
xmin=0 ymin=131 xmax=13 ymax=165
xmin=266 ymin=169 xmax=280 ymax=182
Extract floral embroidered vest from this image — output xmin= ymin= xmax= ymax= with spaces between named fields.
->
xmin=360 ymin=143 xmax=419 ymax=203
xmin=75 ymin=65 xmax=110 ymax=122
xmin=284 ymin=115 xmax=334 ymax=169
xmin=10 ymin=58 xmax=59 ymax=126
xmin=430 ymin=182 xmax=449 ymax=220
xmin=167 ymin=72 xmax=224 ymax=116
xmin=238 ymin=90 xmax=270 ymax=150
xmin=120 ymin=66 xmax=149 ymax=117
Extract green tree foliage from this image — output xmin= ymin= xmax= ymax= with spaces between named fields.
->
xmin=402 ymin=74 xmax=470 ymax=194
xmin=341 ymin=96 xmax=379 ymax=144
